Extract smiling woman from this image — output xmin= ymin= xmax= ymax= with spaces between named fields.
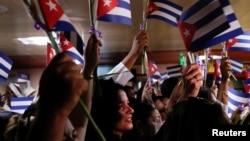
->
xmin=85 ymin=78 xmax=134 ymax=141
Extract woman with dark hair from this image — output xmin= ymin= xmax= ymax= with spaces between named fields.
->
xmin=153 ymin=64 xmax=231 ymax=141
xmin=123 ymin=102 xmax=162 ymax=141
xmin=89 ymin=79 xmax=134 ymax=141
xmin=155 ymin=97 xmax=231 ymax=141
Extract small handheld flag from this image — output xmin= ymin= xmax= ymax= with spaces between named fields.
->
xmin=59 ymin=33 xmax=85 ymax=65
xmin=0 ymin=52 xmax=13 ymax=83
xmin=228 ymin=32 xmax=250 ymax=52
xmin=178 ymin=0 xmax=230 ymax=52
xmin=97 ymin=0 xmax=132 ymax=25
xmin=147 ymin=0 xmax=182 ymax=27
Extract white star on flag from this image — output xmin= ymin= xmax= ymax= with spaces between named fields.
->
xmin=151 ymin=67 xmax=155 ymax=72
xmin=103 ymin=0 xmax=112 ymax=7
xmin=184 ymin=29 xmax=190 ymax=37
xmin=63 ymin=39 xmax=70 ymax=46
xmin=49 ymin=52 xmax=53 ymax=59
xmin=46 ymin=0 xmax=57 ymax=11
xmin=228 ymin=39 xmax=234 ymax=43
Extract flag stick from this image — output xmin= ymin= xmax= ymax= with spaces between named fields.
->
xmin=222 ymin=42 xmax=237 ymax=81
xmin=187 ymin=52 xmax=194 ymax=64
xmin=141 ymin=0 xmax=149 ymax=77
xmin=203 ymin=49 xmax=209 ymax=87
xmin=85 ymin=1 xmax=106 ymax=141
xmin=45 ymin=31 xmax=60 ymax=54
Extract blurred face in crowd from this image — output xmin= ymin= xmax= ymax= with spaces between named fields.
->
xmin=146 ymin=109 xmax=163 ymax=135
xmin=113 ymin=89 xmax=134 ymax=136
xmin=154 ymin=99 xmax=167 ymax=121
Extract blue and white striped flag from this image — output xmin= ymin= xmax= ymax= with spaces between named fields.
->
xmin=228 ymin=86 xmax=250 ymax=113
xmin=147 ymin=0 xmax=183 ymax=27
xmin=0 ymin=52 xmax=13 ymax=83
xmin=161 ymin=71 xmax=169 ymax=80
xmin=166 ymin=65 xmax=182 ymax=78
xmin=229 ymin=58 xmax=243 ymax=74
xmin=178 ymin=0 xmax=230 ymax=52
xmin=228 ymin=32 xmax=250 ymax=52
xmin=205 ymin=0 xmax=243 ymax=47
xmin=97 ymin=0 xmax=132 ymax=25
xmin=16 ymin=72 xmax=30 ymax=82
xmin=10 ymin=97 xmax=34 ymax=114
xmin=159 ymin=71 xmax=169 ymax=85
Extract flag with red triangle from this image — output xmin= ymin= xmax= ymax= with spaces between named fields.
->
xmin=147 ymin=0 xmax=182 ymax=27
xmin=46 ymin=43 xmax=55 ymax=65
xmin=97 ymin=0 xmax=132 ymax=25
xmin=178 ymin=0 xmax=230 ymax=52
xmin=59 ymin=33 xmax=84 ymax=65
xmin=225 ymin=38 xmax=237 ymax=50
xmin=38 ymin=0 xmax=76 ymax=31
xmin=148 ymin=60 xmax=161 ymax=79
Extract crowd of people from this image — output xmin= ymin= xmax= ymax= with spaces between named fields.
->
xmin=0 ymin=29 xmax=250 ymax=141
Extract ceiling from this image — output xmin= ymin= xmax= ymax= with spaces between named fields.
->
xmin=1 ymin=0 xmax=250 ymax=68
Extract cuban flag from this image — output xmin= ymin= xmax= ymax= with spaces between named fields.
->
xmin=47 ymin=43 xmax=55 ymax=65
xmin=97 ymin=0 xmax=132 ymax=25
xmin=0 ymin=52 xmax=13 ymax=83
xmin=10 ymin=97 xmax=34 ymax=114
xmin=159 ymin=71 xmax=168 ymax=85
xmin=166 ymin=65 xmax=182 ymax=78
xmin=229 ymin=58 xmax=243 ymax=74
xmin=242 ymin=78 xmax=250 ymax=93
xmin=146 ymin=0 xmax=183 ymax=27
xmin=38 ymin=0 xmax=76 ymax=31
xmin=62 ymin=31 xmax=85 ymax=55
xmin=59 ymin=33 xmax=84 ymax=65
xmin=149 ymin=60 xmax=161 ymax=80
xmin=178 ymin=0 xmax=230 ymax=52
xmin=225 ymin=37 xmax=237 ymax=50
xmin=204 ymin=0 xmax=243 ymax=47
xmin=16 ymin=72 xmax=30 ymax=82
xmin=227 ymin=32 xmax=250 ymax=52
xmin=228 ymin=86 xmax=250 ymax=113
xmin=37 ymin=0 xmax=85 ymax=46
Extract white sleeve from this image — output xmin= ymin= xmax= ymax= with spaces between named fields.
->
xmin=106 ymin=62 xmax=134 ymax=86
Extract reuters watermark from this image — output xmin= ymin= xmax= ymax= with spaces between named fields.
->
xmin=212 ymin=129 xmax=247 ymax=137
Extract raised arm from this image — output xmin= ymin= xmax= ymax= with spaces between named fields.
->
xmin=217 ymin=56 xmax=232 ymax=105
xmin=122 ymin=30 xmax=149 ymax=69
xmin=107 ymin=30 xmax=149 ymax=86
xmin=26 ymin=53 xmax=88 ymax=141
xmin=166 ymin=64 xmax=203 ymax=110
xmin=68 ymin=35 xmax=102 ymax=141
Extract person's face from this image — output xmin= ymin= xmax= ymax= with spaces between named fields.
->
xmin=210 ymin=84 xmax=218 ymax=97
xmin=113 ymin=89 xmax=134 ymax=133
xmin=154 ymin=99 xmax=167 ymax=121
xmin=144 ymin=109 xmax=163 ymax=137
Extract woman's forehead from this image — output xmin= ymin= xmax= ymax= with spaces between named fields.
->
xmin=117 ymin=90 xmax=128 ymax=101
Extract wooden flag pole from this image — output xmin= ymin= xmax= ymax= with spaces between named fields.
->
xmin=141 ymin=0 xmax=150 ymax=79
